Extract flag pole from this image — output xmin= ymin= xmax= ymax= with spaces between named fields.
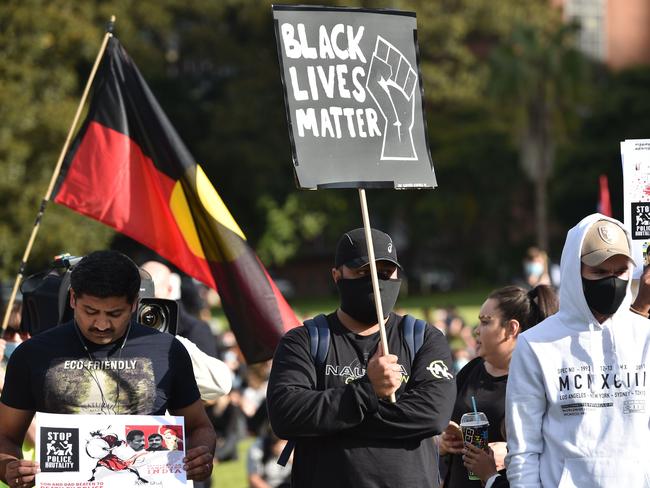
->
xmin=0 ymin=16 xmax=116 ymax=334
xmin=358 ymin=188 xmax=396 ymax=403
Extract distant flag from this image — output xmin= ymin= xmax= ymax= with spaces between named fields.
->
xmin=52 ymin=37 xmax=299 ymax=363
xmin=598 ymin=174 xmax=613 ymax=217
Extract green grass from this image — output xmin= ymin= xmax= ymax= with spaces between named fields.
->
xmin=212 ymin=287 xmax=493 ymax=334
xmin=212 ymin=437 xmax=253 ymax=487
xmin=287 ymin=286 xmax=492 ymax=327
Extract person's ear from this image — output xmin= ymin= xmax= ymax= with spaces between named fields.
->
xmin=332 ymin=267 xmax=341 ymax=283
xmin=131 ymin=298 xmax=139 ymax=314
xmin=505 ymin=319 xmax=520 ymax=339
xmin=69 ymin=289 xmax=77 ymax=309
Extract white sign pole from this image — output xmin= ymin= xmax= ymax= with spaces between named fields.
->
xmin=358 ymin=188 xmax=396 ymax=403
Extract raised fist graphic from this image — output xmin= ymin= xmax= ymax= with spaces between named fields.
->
xmin=366 ymin=36 xmax=418 ymax=160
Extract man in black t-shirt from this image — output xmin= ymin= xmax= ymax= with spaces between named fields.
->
xmin=0 ymin=250 xmax=216 ymax=487
xmin=267 ymin=228 xmax=456 ymax=488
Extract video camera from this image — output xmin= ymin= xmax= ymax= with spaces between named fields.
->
xmin=20 ymin=254 xmax=178 ymax=336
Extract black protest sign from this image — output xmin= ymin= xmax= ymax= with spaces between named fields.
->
xmin=632 ymin=203 xmax=650 ymax=239
xmin=40 ymin=427 xmax=79 ymax=472
xmin=273 ymin=6 xmax=436 ymax=190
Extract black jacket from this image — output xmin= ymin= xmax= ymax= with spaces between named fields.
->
xmin=267 ymin=312 xmax=456 ymax=488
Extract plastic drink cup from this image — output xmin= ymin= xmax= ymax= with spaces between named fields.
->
xmin=460 ymin=411 xmax=489 ymax=480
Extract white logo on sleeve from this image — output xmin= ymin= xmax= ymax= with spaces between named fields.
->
xmin=427 ymin=360 xmax=453 ymax=380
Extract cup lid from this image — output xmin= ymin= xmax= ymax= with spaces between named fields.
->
xmin=460 ymin=412 xmax=488 ymax=425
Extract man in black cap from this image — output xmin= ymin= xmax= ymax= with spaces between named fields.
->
xmin=267 ymin=228 xmax=455 ymax=488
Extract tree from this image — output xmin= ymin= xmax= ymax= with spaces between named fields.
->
xmin=552 ymin=66 xmax=650 ymax=231
xmin=0 ymin=0 xmax=232 ymax=278
xmin=487 ymin=17 xmax=589 ymax=251
xmin=0 ymin=0 xmax=602 ymax=288
xmin=0 ymin=0 xmax=116 ymax=280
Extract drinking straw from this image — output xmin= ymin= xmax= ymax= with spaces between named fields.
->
xmin=471 ymin=396 xmax=478 ymax=415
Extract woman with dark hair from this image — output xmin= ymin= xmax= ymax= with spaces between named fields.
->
xmin=438 ymin=285 xmax=558 ymax=488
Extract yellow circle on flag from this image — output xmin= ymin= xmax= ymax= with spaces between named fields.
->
xmin=169 ymin=165 xmax=246 ymax=262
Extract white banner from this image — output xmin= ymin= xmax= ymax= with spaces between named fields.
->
xmin=621 ymin=138 xmax=650 ymax=278
xmin=36 ymin=413 xmax=187 ymax=488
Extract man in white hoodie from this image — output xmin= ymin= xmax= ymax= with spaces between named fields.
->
xmin=505 ymin=214 xmax=650 ymax=487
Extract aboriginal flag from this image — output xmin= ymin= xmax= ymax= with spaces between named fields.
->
xmin=53 ymin=37 xmax=299 ymax=363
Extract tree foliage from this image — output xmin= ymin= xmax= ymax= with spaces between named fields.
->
xmin=487 ymin=16 xmax=590 ymax=251
xmin=0 ymin=0 xmax=641 ymax=288
xmin=0 ymin=1 xmax=113 ymax=280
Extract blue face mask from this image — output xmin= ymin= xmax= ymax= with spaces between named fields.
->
xmin=4 ymin=342 xmax=19 ymax=360
xmin=525 ymin=261 xmax=544 ymax=278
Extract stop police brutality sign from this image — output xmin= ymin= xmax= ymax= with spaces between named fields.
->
xmin=272 ymin=6 xmax=437 ymax=190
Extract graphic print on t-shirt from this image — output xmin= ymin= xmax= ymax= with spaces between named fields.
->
xmin=555 ymin=361 xmax=647 ymax=416
xmin=324 ymin=357 xmax=409 ymax=384
xmin=40 ymin=427 xmax=79 ymax=472
xmin=43 ymin=357 xmax=156 ymax=414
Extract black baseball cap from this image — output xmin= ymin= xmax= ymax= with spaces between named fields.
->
xmin=335 ymin=228 xmax=401 ymax=269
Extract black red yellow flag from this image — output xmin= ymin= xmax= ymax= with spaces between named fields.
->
xmin=53 ymin=37 xmax=299 ymax=363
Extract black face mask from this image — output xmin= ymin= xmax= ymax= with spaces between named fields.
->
xmin=336 ymin=276 xmax=402 ymax=325
xmin=582 ymin=275 xmax=628 ymax=315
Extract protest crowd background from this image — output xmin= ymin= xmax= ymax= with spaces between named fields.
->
xmin=0 ymin=274 xmax=527 ymax=487
xmin=2 ymin=0 xmax=650 ymax=487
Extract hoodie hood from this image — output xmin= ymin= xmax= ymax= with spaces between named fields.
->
xmin=558 ymin=213 xmax=634 ymax=330
xmin=505 ymin=214 xmax=650 ymax=487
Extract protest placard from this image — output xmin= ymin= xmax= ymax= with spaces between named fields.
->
xmin=621 ymin=138 xmax=650 ymax=277
xmin=273 ymin=7 xmax=438 ymax=404
xmin=35 ymin=413 xmax=187 ymax=487
xmin=272 ymin=5 xmax=435 ymax=189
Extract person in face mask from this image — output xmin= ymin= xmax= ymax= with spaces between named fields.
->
xmin=579 ymin=221 xmax=632 ymax=319
xmin=267 ymin=227 xmax=455 ymax=488
xmin=522 ymin=247 xmax=552 ymax=288
xmin=505 ymin=215 xmax=650 ymax=488
xmin=331 ymin=228 xmax=403 ymax=332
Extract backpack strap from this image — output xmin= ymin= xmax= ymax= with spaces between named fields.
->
xmin=402 ymin=314 xmax=426 ymax=360
xmin=402 ymin=314 xmax=436 ymax=479
xmin=278 ymin=314 xmax=331 ymax=467
xmin=277 ymin=439 xmax=294 ymax=467
xmin=305 ymin=314 xmax=330 ymax=368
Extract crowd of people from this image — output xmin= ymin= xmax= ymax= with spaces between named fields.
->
xmin=0 ymin=213 xmax=649 ymax=487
